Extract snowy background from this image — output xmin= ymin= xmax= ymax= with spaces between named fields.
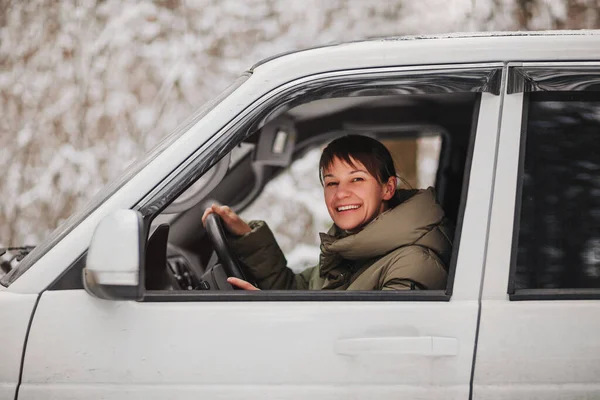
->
xmin=1 ymin=0 xmax=599 ymax=258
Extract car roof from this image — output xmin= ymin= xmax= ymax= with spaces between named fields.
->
xmin=252 ymin=30 xmax=600 ymax=70
xmin=250 ymin=30 xmax=600 ymax=85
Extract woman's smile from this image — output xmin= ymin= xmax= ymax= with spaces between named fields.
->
xmin=323 ymin=156 xmax=395 ymax=231
xmin=336 ymin=204 xmax=361 ymax=212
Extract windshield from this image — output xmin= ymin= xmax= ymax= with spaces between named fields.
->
xmin=1 ymin=73 xmax=251 ymax=287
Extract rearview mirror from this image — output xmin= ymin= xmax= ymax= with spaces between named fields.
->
xmin=83 ymin=210 xmax=144 ymax=301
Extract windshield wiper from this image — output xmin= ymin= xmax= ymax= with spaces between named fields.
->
xmin=1 ymin=246 xmax=35 ymax=274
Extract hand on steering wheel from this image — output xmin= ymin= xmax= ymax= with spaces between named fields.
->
xmin=202 ymin=205 xmax=258 ymax=290
xmin=202 ymin=204 xmax=251 ymax=236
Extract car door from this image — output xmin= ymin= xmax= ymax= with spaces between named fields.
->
xmin=16 ymin=63 xmax=504 ymax=400
xmin=0 ymin=290 xmax=37 ymax=400
xmin=473 ymin=64 xmax=600 ymax=399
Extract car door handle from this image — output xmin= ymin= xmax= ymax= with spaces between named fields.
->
xmin=334 ymin=336 xmax=458 ymax=356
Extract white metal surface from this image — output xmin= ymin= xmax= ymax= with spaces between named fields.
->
xmin=252 ymin=33 xmax=600 ymax=89
xmin=334 ymin=336 xmax=458 ymax=356
xmin=0 ymin=292 xmax=37 ymax=400
xmin=474 ymin=301 xmax=600 ymax=399
xmin=86 ymin=210 xmax=141 ymax=286
xmin=449 ymin=92 xmax=503 ymax=301
xmin=480 ymin=91 xmax=524 ymax=301
xmin=474 ymin=74 xmax=600 ymax=398
xmin=19 ymin=290 xmax=477 ymax=400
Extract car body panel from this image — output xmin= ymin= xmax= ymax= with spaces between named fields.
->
xmin=473 ymin=64 xmax=600 ymax=398
xmin=19 ymin=291 xmax=477 ymax=400
xmin=0 ymin=292 xmax=37 ymax=400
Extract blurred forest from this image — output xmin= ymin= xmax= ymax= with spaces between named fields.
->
xmin=1 ymin=0 xmax=600 ymax=250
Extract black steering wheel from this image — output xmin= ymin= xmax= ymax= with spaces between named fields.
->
xmin=204 ymin=213 xmax=248 ymax=281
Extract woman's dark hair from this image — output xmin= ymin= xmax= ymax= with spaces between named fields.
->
xmin=319 ymin=134 xmax=405 ymax=207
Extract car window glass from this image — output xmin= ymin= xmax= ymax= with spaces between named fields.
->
xmin=513 ymin=93 xmax=600 ymax=290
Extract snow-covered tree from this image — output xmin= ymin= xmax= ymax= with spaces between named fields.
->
xmin=1 ymin=0 xmax=598 ymax=249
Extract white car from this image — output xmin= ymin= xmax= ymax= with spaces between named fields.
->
xmin=2 ymin=31 xmax=600 ymax=400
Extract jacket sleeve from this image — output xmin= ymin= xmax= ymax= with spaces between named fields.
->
xmin=229 ymin=220 xmax=311 ymax=290
xmin=380 ymin=245 xmax=448 ymax=291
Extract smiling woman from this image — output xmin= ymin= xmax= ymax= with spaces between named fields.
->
xmin=202 ymin=134 xmax=453 ymax=291
xmin=320 ymin=134 xmax=400 ymax=232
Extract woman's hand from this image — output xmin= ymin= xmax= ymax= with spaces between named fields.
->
xmin=201 ymin=204 xmax=252 ymax=236
xmin=202 ymin=205 xmax=257 ymax=290
xmin=227 ymin=277 xmax=260 ymax=290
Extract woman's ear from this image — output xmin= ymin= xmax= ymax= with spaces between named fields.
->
xmin=382 ymin=176 xmax=397 ymax=201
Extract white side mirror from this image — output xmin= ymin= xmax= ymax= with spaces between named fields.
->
xmin=83 ymin=210 xmax=144 ymax=300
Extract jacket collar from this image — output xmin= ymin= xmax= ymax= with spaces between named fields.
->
xmin=319 ymin=187 xmax=444 ymax=278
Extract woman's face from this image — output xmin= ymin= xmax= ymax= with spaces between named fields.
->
xmin=322 ymin=156 xmax=396 ymax=232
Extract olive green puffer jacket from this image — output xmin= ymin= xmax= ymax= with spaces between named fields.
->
xmin=230 ymin=187 xmax=453 ymax=290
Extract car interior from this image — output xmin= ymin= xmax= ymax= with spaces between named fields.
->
xmin=144 ymin=91 xmax=479 ymax=292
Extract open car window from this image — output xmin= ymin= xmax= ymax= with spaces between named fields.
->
xmin=137 ymin=67 xmax=492 ymax=300
xmin=48 ymin=64 xmax=499 ymax=298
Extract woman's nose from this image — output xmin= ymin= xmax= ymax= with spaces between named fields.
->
xmin=335 ymin=185 xmax=351 ymax=199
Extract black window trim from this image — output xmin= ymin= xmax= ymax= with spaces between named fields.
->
xmin=143 ymin=290 xmax=450 ymax=302
xmin=508 ymin=64 xmax=600 ymax=301
xmin=507 ymin=91 xmax=530 ymax=297
xmin=507 ymin=62 xmax=600 ymax=94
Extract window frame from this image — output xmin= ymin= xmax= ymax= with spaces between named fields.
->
xmin=51 ymin=63 xmax=501 ymax=301
xmin=137 ymin=64 xmax=497 ymax=302
xmin=507 ymin=63 xmax=600 ymax=301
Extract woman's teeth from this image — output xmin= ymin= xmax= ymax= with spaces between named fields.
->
xmin=337 ymin=205 xmax=360 ymax=212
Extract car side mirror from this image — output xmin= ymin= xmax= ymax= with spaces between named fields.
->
xmin=83 ymin=210 xmax=144 ymax=301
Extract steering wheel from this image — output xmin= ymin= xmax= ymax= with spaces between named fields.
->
xmin=204 ymin=213 xmax=248 ymax=281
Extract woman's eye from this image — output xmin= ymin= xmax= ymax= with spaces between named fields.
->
xmin=352 ymin=177 xmax=364 ymax=182
xmin=326 ymin=182 xmax=338 ymax=187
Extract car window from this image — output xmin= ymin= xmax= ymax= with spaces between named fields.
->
xmin=512 ymin=92 xmax=600 ymax=291
xmin=240 ymin=134 xmax=444 ymax=273
xmin=49 ymin=65 xmax=498 ymax=298
xmin=135 ymin=65 xmax=494 ymax=300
